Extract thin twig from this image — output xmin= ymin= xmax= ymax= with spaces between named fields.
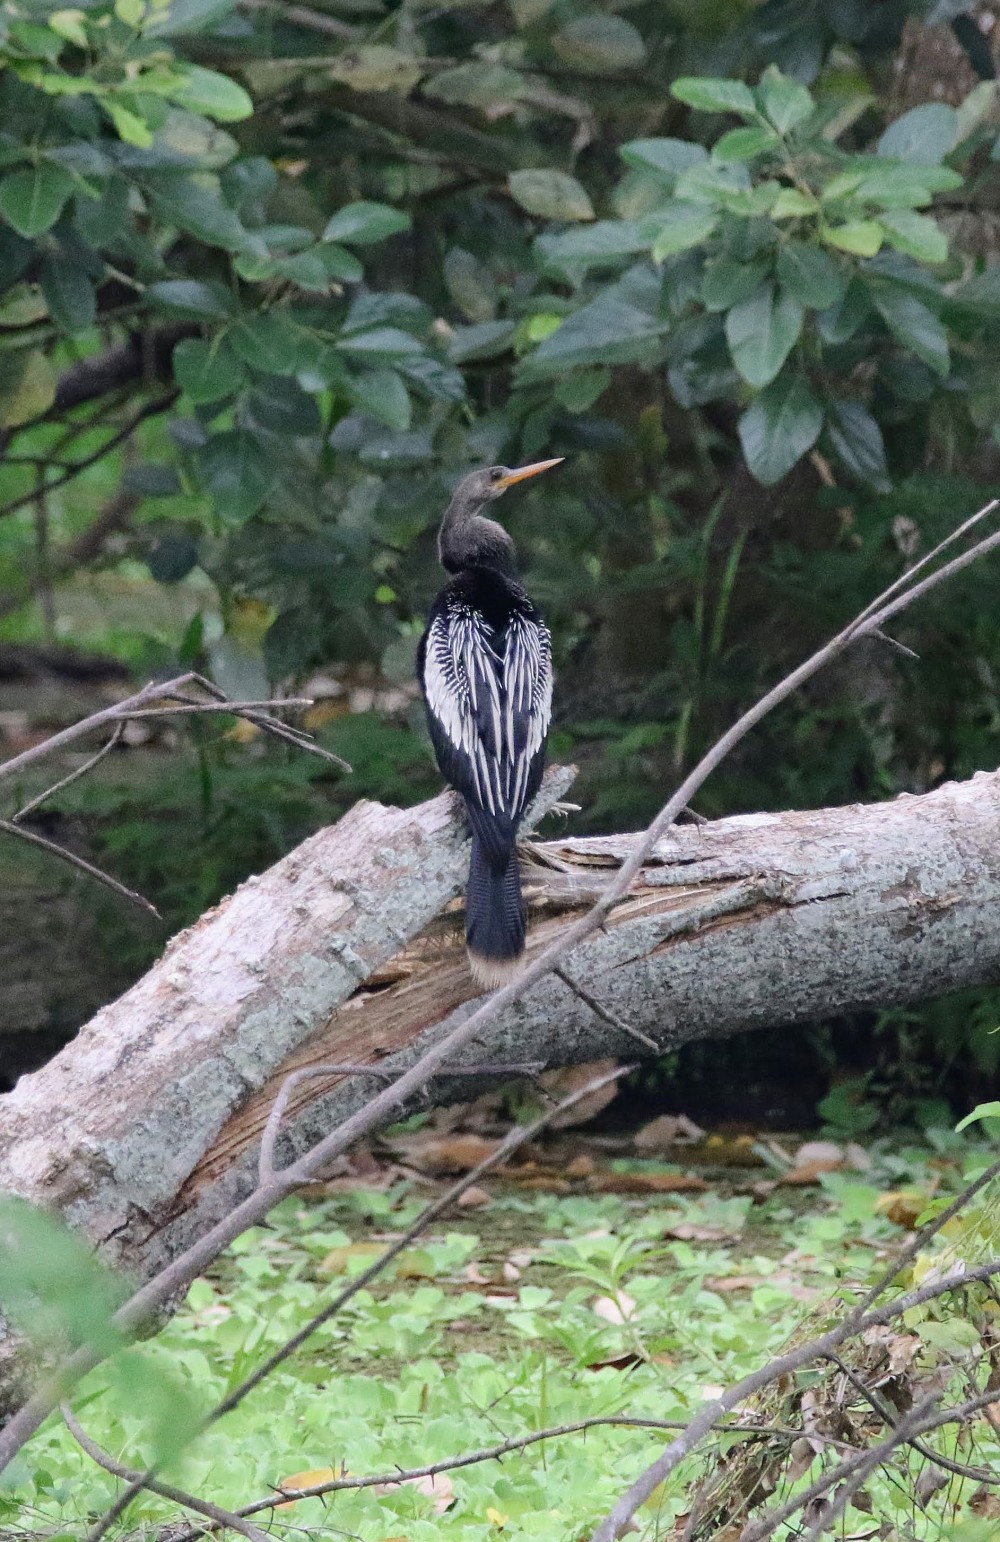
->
xmin=826 ymin=1350 xmax=998 ymax=1484
xmin=12 ymin=723 xmax=124 ymax=822
xmin=258 ymin=1058 xmax=544 ymax=1184
xmin=4 ymin=502 xmax=1000 ymax=1480
xmin=554 ymin=964 xmax=659 ymax=1053
xmin=60 ymin=1405 xmax=273 ymax=1542
xmin=0 ymin=673 xmax=350 ymax=785
xmin=0 ymin=819 xmax=160 ymax=917
xmin=0 ymin=395 xmax=180 ymax=521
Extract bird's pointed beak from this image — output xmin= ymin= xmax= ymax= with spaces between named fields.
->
xmin=494 ymin=457 xmax=564 ymax=490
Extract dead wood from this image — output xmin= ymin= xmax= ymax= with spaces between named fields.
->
xmin=2 ymin=763 xmax=1000 ymax=1413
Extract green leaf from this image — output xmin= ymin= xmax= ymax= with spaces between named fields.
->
xmin=712 ymin=126 xmax=779 ymax=163
xmin=424 ymin=61 xmax=527 ymax=109
xmin=508 ymin=169 xmax=594 ymax=221
xmin=106 ymin=100 xmax=153 ymax=147
xmin=520 ymin=297 xmax=666 ymax=379
xmin=867 ymin=280 xmax=950 ymax=376
xmin=816 ymin=282 xmax=871 ymax=345
xmin=246 ymin=376 xmax=322 ymax=435
xmin=824 ymin=399 xmax=891 ymax=492
xmin=822 ymin=220 xmax=883 ymax=257
xmin=877 ymin=103 xmax=957 ymax=165
xmin=671 ymin=77 xmax=757 ymax=119
xmin=273 ymin=250 xmax=329 ymax=291
xmin=738 ymin=374 xmax=822 ymax=485
xmin=315 ymin=243 xmax=364 ymax=282
xmin=702 ymin=256 xmax=771 ymax=312
xmin=169 ymin=64 xmax=253 ymax=122
xmin=198 ymin=429 xmax=274 ymax=521
xmin=756 ymin=66 xmax=814 ymax=135
xmin=172 ymin=335 xmax=244 ymax=403
xmin=725 ymin=283 xmax=804 ymax=388
xmin=956 ymin=1100 xmax=1000 ymax=1132
xmin=448 ymin=320 xmax=516 ymax=362
xmin=39 ymin=256 xmax=96 ymax=332
xmin=0 ymin=163 xmax=73 ymax=238
xmin=642 ymin=200 xmax=717 ymax=260
xmin=346 ymin=368 xmax=411 ymax=431
xmin=619 ymin=138 xmax=709 ymax=180
xmin=338 ymin=326 xmax=424 ymax=361
xmin=49 ymin=9 xmax=89 ymax=48
xmin=147 ymin=279 xmax=236 ymax=318
xmin=539 ymin=221 xmax=648 ymax=267
xmin=949 ymin=264 xmax=1000 ymax=317
xmin=443 ymin=246 xmax=496 ymax=322
xmin=0 ymin=348 xmax=56 ymax=428
xmin=847 ymin=162 xmax=962 ymax=208
xmin=879 ymin=209 xmax=948 ymax=265
xmin=149 ymin=172 xmax=248 ymax=251
xmin=771 ymin=187 xmax=819 ymax=219
xmin=322 ymin=201 xmax=410 ymax=245
xmin=228 ymin=312 xmax=303 ymax=374
xmin=550 ymin=14 xmax=646 ymax=73
xmin=776 ymin=242 xmax=847 ymax=310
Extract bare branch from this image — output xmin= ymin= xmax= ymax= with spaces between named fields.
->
xmin=12 ymin=724 xmax=124 ymax=823
xmin=0 ymin=672 xmax=351 ymax=787
xmin=60 ymin=1405 xmax=273 ymax=1542
xmin=0 ymin=818 xmax=160 ymax=917
xmin=0 ymin=395 xmax=180 ymax=522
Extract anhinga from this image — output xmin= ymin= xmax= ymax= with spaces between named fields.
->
xmin=418 ymin=459 xmax=563 ymax=988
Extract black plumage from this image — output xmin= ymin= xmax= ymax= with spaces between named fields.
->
xmin=417 ymin=460 xmax=561 ymax=987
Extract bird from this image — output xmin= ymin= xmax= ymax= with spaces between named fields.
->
xmin=417 ymin=459 xmax=563 ymax=989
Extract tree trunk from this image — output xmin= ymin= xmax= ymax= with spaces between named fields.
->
xmin=2 ymin=765 xmax=1000 ymax=1411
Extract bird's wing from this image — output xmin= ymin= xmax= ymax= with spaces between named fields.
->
xmin=502 ymin=609 xmax=552 ymax=816
xmin=423 ymin=603 xmax=506 ymax=817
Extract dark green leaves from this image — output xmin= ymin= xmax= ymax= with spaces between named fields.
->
xmin=756 ymin=66 xmax=813 ymax=135
xmin=866 ymin=280 xmax=950 ymax=376
xmin=877 ymin=104 xmax=957 ymax=166
xmin=0 ymin=162 xmax=73 ymax=237
xmin=738 ymin=375 xmax=822 ymax=485
xmin=825 ymin=399 xmax=891 ymax=491
xmin=173 ymin=335 xmax=245 ymax=403
xmin=40 ymin=256 xmax=96 ymax=332
xmin=508 ymin=170 xmax=595 ymax=222
xmin=725 ymin=283 xmax=803 ymax=387
xmin=198 ymin=429 xmax=274 ymax=521
xmin=620 ymin=138 xmax=708 ymax=179
xmin=148 ymin=279 xmax=236 ymax=318
xmin=776 ymin=243 xmax=846 ymax=310
xmin=551 ymin=14 xmax=646 ymax=73
xmin=672 ymin=77 xmax=756 ymax=118
xmin=520 ymin=297 xmax=667 ymax=378
xmin=322 ymin=201 xmax=411 ymax=245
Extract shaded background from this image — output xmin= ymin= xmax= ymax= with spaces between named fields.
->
xmin=2 ymin=0 xmax=1000 ymax=1131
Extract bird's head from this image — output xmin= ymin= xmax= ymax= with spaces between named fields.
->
xmin=459 ymin=459 xmax=564 ymax=507
xmin=438 ymin=458 xmax=563 ymax=574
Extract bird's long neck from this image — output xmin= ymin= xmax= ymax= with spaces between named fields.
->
xmin=439 ymin=494 xmax=517 ymax=578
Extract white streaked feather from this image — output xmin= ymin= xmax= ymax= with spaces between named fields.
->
xmin=425 ymin=600 xmax=551 ymax=820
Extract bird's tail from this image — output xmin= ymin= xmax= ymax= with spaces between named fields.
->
xmin=464 ymin=803 xmax=525 ymax=989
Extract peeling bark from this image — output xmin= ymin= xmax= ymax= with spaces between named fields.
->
xmin=2 ymin=766 xmax=1000 ymax=1412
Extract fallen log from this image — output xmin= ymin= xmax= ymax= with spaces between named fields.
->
xmin=2 ymin=764 xmax=1000 ymax=1414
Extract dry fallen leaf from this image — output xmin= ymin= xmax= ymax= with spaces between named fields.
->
xmin=591 ymin=1171 xmax=708 ymax=1195
xmin=319 ymin=1242 xmax=386 ymax=1274
xmin=592 ymin=1290 xmax=637 ymax=1324
xmin=387 ymin=1132 xmax=502 ymax=1175
xmin=375 ymin=1473 xmax=455 ymax=1515
xmin=565 ymin=1152 xmax=596 ymax=1179
xmin=537 ymin=1059 xmax=621 ymax=1128
xmin=275 ymin=1467 xmax=339 ymax=1508
xmin=875 ymin=1190 xmax=925 ymax=1229
xmin=456 ymin=1185 xmax=491 ymax=1209
xmin=634 ymin=1113 xmax=705 ymax=1150
xmin=466 ymin=1261 xmax=490 ymax=1285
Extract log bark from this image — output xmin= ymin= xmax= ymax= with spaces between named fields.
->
xmin=2 ymin=765 xmax=1000 ymax=1410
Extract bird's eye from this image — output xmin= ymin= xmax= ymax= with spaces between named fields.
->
xmin=489 ymin=467 xmax=503 ymax=483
